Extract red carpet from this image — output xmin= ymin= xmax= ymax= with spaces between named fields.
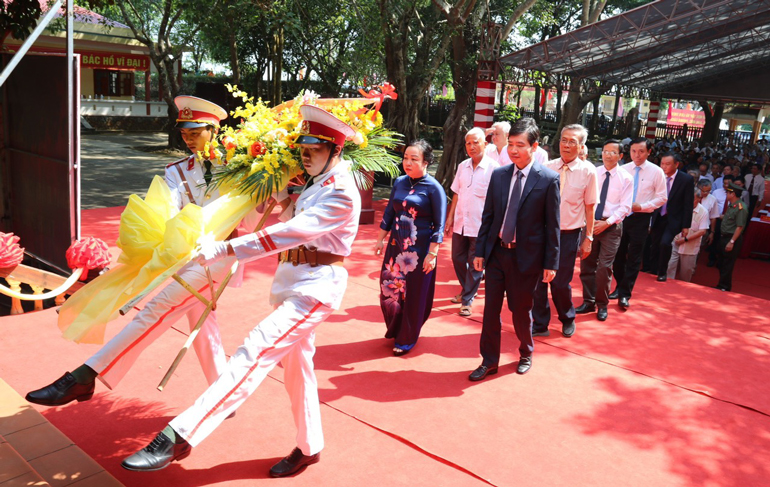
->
xmin=1 ymin=202 xmax=769 ymax=486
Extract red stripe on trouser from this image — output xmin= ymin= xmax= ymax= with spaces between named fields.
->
xmin=188 ymin=301 xmax=324 ymax=439
xmin=100 ymin=283 xmax=210 ymax=376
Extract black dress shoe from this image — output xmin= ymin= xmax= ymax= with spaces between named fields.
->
xmin=597 ymin=308 xmax=608 ymax=321
xmin=574 ymin=302 xmax=595 ymax=314
xmin=618 ymin=297 xmax=630 ymax=310
xmin=608 ymin=289 xmax=619 ymax=300
xmin=468 ymin=364 xmax=498 ymax=381
xmin=656 ymin=275 xmax=667 ymax=282
xmin=121 ymin=431 xmax=191 ymax=471
xmin=25 ymin=372 xmax=95 ymax=406
xmin=562 ymin=321 xmax=575 ymax=338
xmin=269 ymin=447 xmax=320 ymax=478
xmin=532 ymin=329 xmax=550 ymax=337
xmin=516 ymin=357 xmax=532 ymax=374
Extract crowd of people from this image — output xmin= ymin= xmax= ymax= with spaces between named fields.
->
xmin=22 ymin=99 xmax=767 ymax=479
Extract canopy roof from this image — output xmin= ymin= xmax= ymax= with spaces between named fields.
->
xmin=500 ymin=0 xmax=770 ymax=103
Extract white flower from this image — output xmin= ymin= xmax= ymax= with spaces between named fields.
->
xmin=395 ymin=251 xmax=419 ymax=274
xmin=352 ymin=131 xmax=365 ymax=145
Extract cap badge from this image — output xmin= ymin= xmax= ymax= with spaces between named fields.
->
xmin=300 ymin=120 xmax=311 ymax=134
xmin=180 ymin=107 xmax=193 ymax=120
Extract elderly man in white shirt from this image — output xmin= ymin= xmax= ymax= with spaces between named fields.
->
xmin=532 ymin=124 xmax=597 ymax=338
xmin=446 ymin=128 xmax=500 ymax=316
xmin=610 ymin=138 xmax=667 ymax=310
xmin=667 ymin=188 xmax=710 ymax=281
xmin=576 ymin=139 xmax=633 ymax=322
xmin=697 ymin=179 xmax=721 ymax=249
xmin=485 ymin=121 xmax=512 ymax=166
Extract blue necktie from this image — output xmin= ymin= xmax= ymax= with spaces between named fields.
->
xmin=595 ymin=171 xmax=610 ymax=220
xmin=632 ymin=166 xmax=641 ymax=203
xmin=501 ymin=171 xmax=524 ymax=244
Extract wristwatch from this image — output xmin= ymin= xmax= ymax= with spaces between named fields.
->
xmin=586 ymin=235 xmax=594 ymax=242
xmin=729 ymin=239 xmax=735 ymax=244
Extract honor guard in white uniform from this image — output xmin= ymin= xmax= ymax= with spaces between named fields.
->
xmin=26 ymin=96 xmax=248 ymax=405
xmin=121 ymin=105 xmax=362 ymax=478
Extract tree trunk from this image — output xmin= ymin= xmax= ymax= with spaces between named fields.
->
xmin=590 ymin=96 xmax=600 ymax=135
xmin=227 ymin=13 xmax=241 ymax=85
xmin=435 ymin=84 xmax=473 ymax=189
xmin=533 ymin=86 xmax=541 ymax=123
xmin=555 ymin=77 xmax=563 ymax=124
xmin=699 ymin=99 xmax=724 ymax=144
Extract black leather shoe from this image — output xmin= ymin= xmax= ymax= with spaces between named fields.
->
xmin=269 ymin=447 xmax=320 ymax=478
xmin=121 ymin=431 xmax=191 ymax=471
xmin=618 ymin=297 xmax=630 ymax=310
xmin=516 ymin=357 xmax=532 ymax=375
xmin=25 ymin=372 xmax=95 ymax=406
xmin=562 ymin=321 xmax=575 ymax=338
xmin=597 ymin=308 xmax=608 ymax=321
xmin=532 ymin=329 xmax=550 ymax=337
xmin=468 ymin=364 xmax=498 ymax=381
xmin=608 ymin=289 xmax=619 ymax=300
xmin=656 ymin=275 xmax=667 ymax=282
xmin=575 ymin=302 xmax=595 ymax=314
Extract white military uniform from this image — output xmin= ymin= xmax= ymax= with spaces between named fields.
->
xmin=86 ymin=153 xmax=241 ymax=389
xmin=170 ymin=161 xmax=361 ymax=456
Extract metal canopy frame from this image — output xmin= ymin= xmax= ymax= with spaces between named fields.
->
xmin=499 ymin=0 xmax=770 ymax=103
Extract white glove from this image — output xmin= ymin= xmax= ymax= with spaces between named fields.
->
xmin=194 ymin=239 xmax=230 ymax=266
xmin=273 ymin=186 xmax=289 ymax=204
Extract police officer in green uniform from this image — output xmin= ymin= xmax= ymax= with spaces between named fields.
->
xmin=716 ymin=183 xmax=748 ymax=291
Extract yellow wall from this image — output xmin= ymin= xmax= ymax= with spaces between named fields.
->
xmin=81 ymin=67 xmax=94 ymax=96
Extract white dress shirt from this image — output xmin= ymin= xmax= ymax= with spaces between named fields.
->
xmin=620 ymin=160 xmax=667 ymax=212
xmin=499 ymin=161 xmax=533 ymax=242
xmin=450 ymin=155 xmax=500 ymax=237
xmin=700 ymin=193 xmax=721 ymax=221
xmin=595 ymin=164 xmax=634 ymax=225
xmin=675 ymin=203 xmax=710 ymax=255
xmin=712 ymin=188 xmax=728 ymax=217
xmin=485 ymin=143 xmax=512 ymax=166
xmin=533 ymin=146 xmax=549 ymax=166
xmin=745 ymin=173 xmax=765 ymax=201
xmin=544 ymin=157 xmax=598 ymax=230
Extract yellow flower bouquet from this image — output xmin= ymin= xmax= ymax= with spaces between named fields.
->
xmin=206 ymin=84 xmax=402 ymax=200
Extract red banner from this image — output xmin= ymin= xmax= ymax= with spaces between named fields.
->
xmin=78 ymin=50 xmax=150 ymax=71
xmin=666 ymin=108 xmax=706 ymax=127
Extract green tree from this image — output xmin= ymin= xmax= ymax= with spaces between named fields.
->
xmin=93 ymin=0 xmax=225 ymax=149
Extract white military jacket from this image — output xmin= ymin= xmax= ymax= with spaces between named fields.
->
xmin=165 ymin=154 xmax=224 ymax=209
xmin=166 ymin=153 xmax=258 ymax=285
xmin=230 ymin=161 xmax=362 ymax=309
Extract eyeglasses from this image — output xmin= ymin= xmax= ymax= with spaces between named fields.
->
xmin=560 ymin=139 xmax=580 ymax=147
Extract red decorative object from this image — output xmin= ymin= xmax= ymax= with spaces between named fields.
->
xmin=357 ymin=82 xmax=398 ymax=120
xmin=66 ymin=237 xmax=112 ymax=281
xmin=0 ymin=232 xmax=24 ymax=278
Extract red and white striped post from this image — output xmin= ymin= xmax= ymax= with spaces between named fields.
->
xmin=646 ymin=101 xmax=660 ymax=139
xmin=473 ymin=80 xmax=496 ymax=129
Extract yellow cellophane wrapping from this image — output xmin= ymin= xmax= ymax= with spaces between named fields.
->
xmin=58 ymin=176 xmax=257 ymax=344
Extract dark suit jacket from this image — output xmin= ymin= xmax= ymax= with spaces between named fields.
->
xmin=652 ymin=170 xmax=694 ymax=233
xmin=475 ymin=162 xmax=561 ymax=275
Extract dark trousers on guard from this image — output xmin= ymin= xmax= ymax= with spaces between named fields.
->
xmin=451 ymin=233 xmax=483 ymax=306
xmin=612 ymin=213 xmax=652 ymax=299
xmin=707 ymin=219 xmax=722 ymax=265
xmin=480 ymin=243 xmax=538 ymax=366
xmin=580 ymin=222 xmax=622 ymax=308
xmin=717 ymin=234 xmax=743 ymax=291
xmin=532 ymin=229 xmax=581 ymax=332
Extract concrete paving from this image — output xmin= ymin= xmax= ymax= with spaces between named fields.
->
xmin=79 ymin=131 xmax=399 ymax=209
xmin=80 ymin=132 xmax=185 ymax=209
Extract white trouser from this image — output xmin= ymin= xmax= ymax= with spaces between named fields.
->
xmin=170 ymin=294 xmax=331 ymax=455
xmin=86 ymin=259 xmax=234 ymax=389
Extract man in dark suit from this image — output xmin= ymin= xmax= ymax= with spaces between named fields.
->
xmin=469 ymin=118 xmax=560 ymax=381
xmin=648 ymin=153 xmax=694 ymax=281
